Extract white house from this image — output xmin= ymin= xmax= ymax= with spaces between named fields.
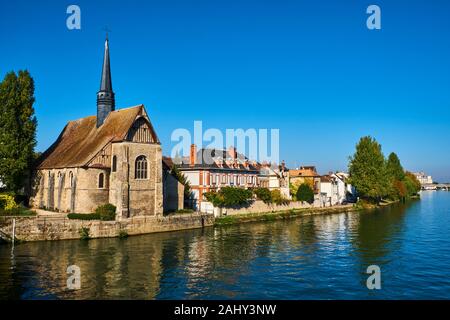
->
xmin=413 ymin=172 xmax=433 ymax=186
xmin=320 ymin=172 xmax=356 ymax=206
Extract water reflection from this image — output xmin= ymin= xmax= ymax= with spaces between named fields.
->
xmin=1 ymin=192 xmax=450 ymax=299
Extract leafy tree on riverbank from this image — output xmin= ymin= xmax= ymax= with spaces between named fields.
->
xmin=0 ymin=70 xmax=37 ymax=194
xmin=386 ymin=152 xmax=407 ymax=200
xmin=204 ymin=187 xmax=253 ymax=208
xmin=348 ymin=136 xmax=390 ymax=203
xmin=404 ymin=171 xmax=421 ymax=196
xmin=349 ymin=137 xmax=421 ymax=203
xmin=296 ymin=183 xmax=314 ymax=204
xmin=386 ymin=153 xmax=405 ymax=181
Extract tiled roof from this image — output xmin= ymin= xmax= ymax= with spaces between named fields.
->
xmin=176 ymin=148 xmax=260 ymax=172
xmin=36 ymin=105 xmax=152 ymax=169
xmin=289 ymin=169 xmax=320 ymax=177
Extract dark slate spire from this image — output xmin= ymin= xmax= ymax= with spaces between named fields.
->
xmin=96 ymin=35 xmax=115 ymax=127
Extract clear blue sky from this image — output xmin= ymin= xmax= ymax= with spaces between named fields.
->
xmin=1 ymin=0 xmax=450 ymax=181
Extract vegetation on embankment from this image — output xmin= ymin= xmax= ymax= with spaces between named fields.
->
xmin=214 ymin=205 xmax=357 ymax=226
xmin=348 ymin=136 xmax=421 ymax=204
xmin=0 ymin=194 xmax=36 ymax=217
xmin=67 ymin=204 xmax=117 ymax=221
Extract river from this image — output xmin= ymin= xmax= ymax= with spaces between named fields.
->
xmin=1 ymin=191 xmax=450 ymax=299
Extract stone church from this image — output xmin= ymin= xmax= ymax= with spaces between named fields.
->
xmin=30 ymin=37 xmax=182 ymax=218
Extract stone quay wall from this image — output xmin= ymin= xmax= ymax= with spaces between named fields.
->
xmin=203 ymin=200 xmax=314 ymax=216
xmin=0 ymin=213 xmax=214 ymax=242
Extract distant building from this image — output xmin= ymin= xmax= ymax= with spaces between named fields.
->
xmin=258 ymin=161 xmax=290 ymax=199
xmin=176 ymin=145 xmax=259 ymax=209
xmin=413 ymin=172 xmax=433 ymax=185
xmin=289 ymin=166 xmax=321 ymax=194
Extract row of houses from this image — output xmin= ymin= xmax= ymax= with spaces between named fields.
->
xmin=170 ymin=144 xmax=356 ymax=210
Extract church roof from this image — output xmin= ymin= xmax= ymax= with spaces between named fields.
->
xmin=36 ymin=105 xmax=157 ymax=169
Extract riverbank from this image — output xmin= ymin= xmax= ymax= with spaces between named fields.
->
xmin=214 ymin=204 xmax=357 ymax=226
xmin=0 ymin=213 xmax=214 ymax=242
xmin=1 ymin=197 xmax=418 ymax=243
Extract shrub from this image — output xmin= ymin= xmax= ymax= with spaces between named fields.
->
xmin=68 ymin=213 xmax=100 ymax=220
xmin=271 ymin=189 xmax=290 ymax=205
xmin=254 ymin=187 xmax=272 ymax=204
xmin=296 ymin=183 xmax=314 ymax=204
xmin=204 ymin=187 xmax=253 ymax=208
xmin=0 ymin=194 xmax=18 ymax=210
xmin=95 ymin=204 xmax=116 ymax=221
xmin=118 ymin=230 xmax=128 ymax=239
xmin=79 ymin=227 xmax=91 ymax=240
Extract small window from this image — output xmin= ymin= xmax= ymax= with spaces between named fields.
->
xmin=112 ymin=155 xmax=117 ymax=172
xmin=98 ymin=173 xmax=104 ymax=188
xmin=135 ymin=155 xmax=148 ymax=179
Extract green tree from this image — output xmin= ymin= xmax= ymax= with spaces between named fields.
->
xmin=254 ymin=187 xmax=272 ymax=204
xmin=296 ymin=183 xmax=314 ymax=204
xmin=171 ymin=164 xmax=193 ymax=203
xmin=348 ymin=136 xmax=390 ymax=203
xmin=404 ymin=171 xmax=421 ymax=196
xmin=386 ymin=152 xmax=405 ymax=181
xmin=204 ymin=187 xmax=252 ymax=208
xmin=386 ymin=152 xmax=406 ymax=200
xmin=0 ymin=71 xmax=37 ymax=193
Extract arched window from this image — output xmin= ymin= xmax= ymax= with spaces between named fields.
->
xmin=135 ymin=155 xmax=148 ymax=179
xmin=112 ymin=155 xmax=117 ymax=172
xmin=69 ymin=171 xmax=73 ymax=187
xmin=98 ymin=173 xmax=104 ymax=188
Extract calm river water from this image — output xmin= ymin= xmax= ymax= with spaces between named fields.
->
xmin=1 ymin=191 xmax=450 ymax=299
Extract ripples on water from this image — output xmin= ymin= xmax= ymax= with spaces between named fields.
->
xmin=1 ymin=191 xmax=450 ymax=299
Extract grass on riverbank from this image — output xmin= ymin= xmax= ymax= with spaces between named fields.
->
xmin=0 ymin=206 xmax=36 ymax=217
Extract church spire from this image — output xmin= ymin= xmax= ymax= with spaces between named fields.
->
xmin=97 ymin=35 xmax=115 ymax=127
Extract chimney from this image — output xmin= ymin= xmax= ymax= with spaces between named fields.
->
xmin=228 ymin=146 xmax=237 ymax=160
xmin=190 ymin=144 xmax=197 ymax=166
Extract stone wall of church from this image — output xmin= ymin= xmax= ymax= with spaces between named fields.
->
xmin=75 ymin=168 xmax=110 ymax=213
xmin=110 ymin=142 xmax=163 ymax=219
xmin=30 ymin=143 xmax=163 ymax=217
xmin=29 ymin=167 xmax=110 ymax=213
xmin=30 ymin=168 xmax=76 ymax=213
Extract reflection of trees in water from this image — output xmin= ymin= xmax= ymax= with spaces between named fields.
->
xmin=352 ymin=201 xmax=417 ymax=289
xmin=0 ymin=202 xmax=418 ymax=299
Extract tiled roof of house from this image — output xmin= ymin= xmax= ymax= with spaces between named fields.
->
xmin=36 ymin=105 xmax=155 ymax=169
xmin=177 ymin=148 xmax=260 ymax=172
xmin=289 ymin=169 xmax=320 ymax=177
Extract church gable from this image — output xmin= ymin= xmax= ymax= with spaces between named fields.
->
xmin=126 ymin=117 xmax=158 ymax=143
xmin=86 ymin=143 xmax=112 ymax=168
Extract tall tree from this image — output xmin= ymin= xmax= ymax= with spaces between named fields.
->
xmin=348 ymin=136 xmax=389 ymax=203
xmin=0 ymin=70 xmax=37 ymax=193
xmin=386 ymin=152 xmax=405 ymax=181
xmin=386 ymin=152 xmax=406 ymax=200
